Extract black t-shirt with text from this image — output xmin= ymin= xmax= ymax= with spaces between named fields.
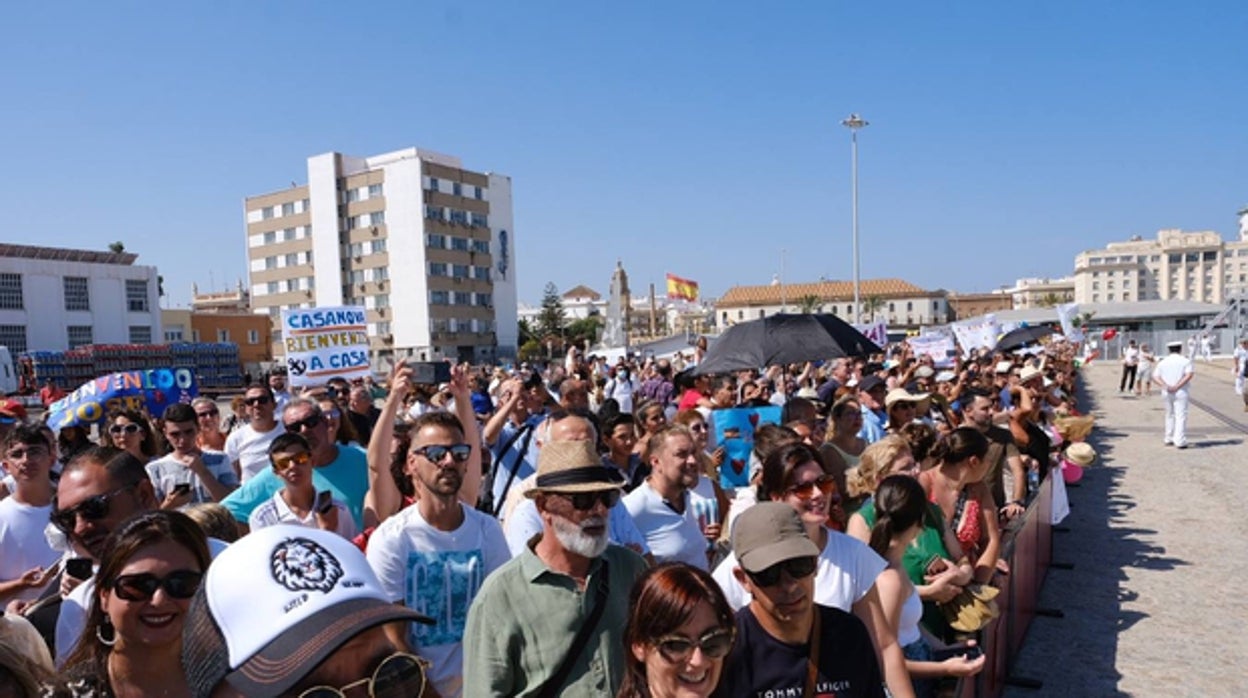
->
xmin=712 ymin=603 xmax=885 ymax=698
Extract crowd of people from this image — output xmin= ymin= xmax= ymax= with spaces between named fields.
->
xmin=0 ymin=336 xmax=1094 ymax=697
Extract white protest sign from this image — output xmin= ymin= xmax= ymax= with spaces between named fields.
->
xmin=907 ymin=334 xmax=956 ymax=368
xmin=281 ymin=306 xmax=371 ymax=387
xmin=854 ymin=320 xmax=889 ymax=348
xmin=951 ymin=314 xmax=1001 ymax=358
xmin=1056 ymin=302 xmax=1084 ymax=343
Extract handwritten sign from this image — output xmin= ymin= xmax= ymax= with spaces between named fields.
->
xmin=281 ymin=306 xmax=371 ymax=387
xmin=49 ymin=368 xmax=198 ymax=429
xmin=907 ymin=334 xmax=956 ymax=368
xmin=951 ymin=314 xmax=1001 ymax=358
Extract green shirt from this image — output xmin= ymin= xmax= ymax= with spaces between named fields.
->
xmin=463 ymin=540 xmax=648 ymax=697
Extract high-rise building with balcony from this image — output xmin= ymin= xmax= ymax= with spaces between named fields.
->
xmin=243 ymin=147 xmax=517 ymax=365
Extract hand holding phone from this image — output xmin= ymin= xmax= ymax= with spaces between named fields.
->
xmin=315 ymin=490 xmax=334 ymax=515
xmin=173 ymin=483 xmax=192 ymax=496
xmin=66 ymin=558 xmax=94 ymax=581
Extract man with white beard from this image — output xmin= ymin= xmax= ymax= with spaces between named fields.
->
xmin=463 ymin=439 xmax=647 ymax=697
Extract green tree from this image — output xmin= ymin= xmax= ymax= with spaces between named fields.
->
xmin=862 ymin=295 xmax=885 ymax=322
xmin=537 ymin=282 xmax=566 ymax=339
xmin=566 ymin=315 xmax=603 ymax=348
xmin=518 ymin=318 xmax=537 ymax=346
xmin=108 ymin=241 xmax=126 ymax=254
xmin=1037 ymin=292 xmax=1063 ymax=308
xmin=796 ymin=294 xmax=823 ymax=314
xmin=519 ymin=339 xmax=544 ymax=362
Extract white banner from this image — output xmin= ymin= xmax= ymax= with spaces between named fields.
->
xmin=951 ymin=314 xmax=1000 ymax=358
xmin=1056 ymin=302 xmax=1083 ymax=343
xmin=280 ymin=306 xmax=371 ymax=387
xmin=920 ymin=324 xmax=954 ymax=339
xmin=854 ymin=320 xmax=889 ymax=348
xmin=907 ymin=334 xmax=956 ymax=368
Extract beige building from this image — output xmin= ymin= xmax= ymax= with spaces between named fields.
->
xmin=244 ymin=147 xmax=517 ymax=365
xmin=1073 ymin=226 xmax=1248 ymax=306
xmin=714 ymin=278 xmax=949 ymax=329
xmin=1000 ymin=277 xmax=1075 ymax=309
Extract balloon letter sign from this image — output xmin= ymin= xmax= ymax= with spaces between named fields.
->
xmin=48 ymin=368 xmax=198 ymax=429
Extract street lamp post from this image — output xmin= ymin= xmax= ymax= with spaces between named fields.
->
xmin=841 ymin=113 xmax=868 ymax=323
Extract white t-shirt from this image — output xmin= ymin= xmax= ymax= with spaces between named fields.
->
xmin=366 ymin=503 xmax=511 ymax=698
xmin=623 ymin=481 xmax=710 ymax=570
xmin=0 ymin=498 xmax=61 ymax=602
xmin=1153 ymin=353 xmax=1194 ymax=392
xmin=1123 ymin=346 xmax=1140 ymax=366
xmin=248 ymin=490 xmax=357 ymax=540
xmin=711 ymin=526 xmax=887 ymax=612
xmin=224 ymin=422 xmax=285 ymax=483
xmin=145 ymin=450 xmax=238 ymax=504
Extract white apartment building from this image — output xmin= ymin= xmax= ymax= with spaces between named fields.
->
xmin=1073 ymin=223 xmax=1248 ymax=306
xmin=1000 ymin=277 xmax=1076 ymax=309
xmin=0 ymin=244 xmax=161 ymax=354
xmin=714 ymin=278 xmax=949 ymax=329
xmin=244 ymin=147 xmax=518 ymax=364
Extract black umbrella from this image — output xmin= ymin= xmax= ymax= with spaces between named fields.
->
xmin=693 ymin=314 xmax=881 ymax=375
xmin=994 ymin=325 xmax=1053 ymax=352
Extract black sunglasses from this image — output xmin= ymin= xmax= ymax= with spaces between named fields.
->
xmin=554 ymin=489 xmax=621 ymax=511
xmin=298 ymin=651 xmax=427 ymax=698
xmin=746 ymin=556 xmax=818 ymax=587
xmin=51 ymin=485 xmax=136 ymax=532
xmin=656 ymin=627 xmax=736 ymax=663
xmin=245 ymin=395 xmax=273 ymax=406
xmin=112 ymin=570 xmax=203 ymax=602
xmin=284 ymin=414 xmax=324 ymax=432
xmin=195 ymin=409 xmax=219 ymax=418
xmin=412 ymin=443 xmax=471 ymax=463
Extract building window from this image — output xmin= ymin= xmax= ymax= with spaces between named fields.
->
xmin=346 ymin=188 xmax=360 ymax=203
xmin=451 ymin=237 xmax=469 ymax=251
xmin=471 ymin=240 xmax=489 ymax=254
xmin=347 ymin=216 xmax=361 ymax=230
xmin=453 ymin=291 xmax=472 ymax=305
xmin=0 ymin=325 xmax=27 ymax=354
xmin=371 ymin=267 xmax=389 ymax=282
xmin=430 ymin=263 xmax=448 ymax=277
xmin=427 ymin=234 xmax=446 ymax=248
xmin=370 ymin=239 xmax=387 ymax=254
xmin=474 ymin=186 xmax=483 ymax=200
xmin=471 ymin=213 xmax=488 ymax=228
xmin=429 ymin=177 xmax=439 ymax=192
xmin=64 ymin=277 xmax=90 ymax=311
xmin=425 ymin=206 xmax=444 ymax=221
xmin=452 ymin=264 xmax=469 ymax=279
xmin=430 ymin=290 xmax=449 ymax=304
xmin=375 ymin=294 xmax=389 ymax=308
xmin=449 ymin=209 xmax=468 ymax=225
xmin=126 ymin=279 xmax=149 ymax=312
xmin=164 ymin=328 xmax=184 ymax=342
xmin=452 ymin=182 xmax=462 ymax=197
xmin=473 ymin=266 xmax=490 ymax=281
xmin=371 ymin=211 xmax=385 ymax=226
xmin=0 ymin=273 xmax=22 ymax=310
xmin=262 ymin=207 xmax=274 ymax=220
xmin=265 ymin=257 xmax=277 ymax=270
xmin=285 ymin=253 xmax=299 ymax=266
xmin=128 ymin=325 xmax=152 ymax=344
xmin=737 ymin=310 xmax=744 ymax=320
xmin=906 ymin=301 xmax=913 ymax=311
xmin=217 ymin=329 xmax=230 ymax=342
xmin=67 ymin=326 xmax=93 ymax=348
xmin=476 ymin=293 xmax=492 ymax=307
xmin=283 ymin=228 xmax=296 ymax=241
xmin=369 ymin=184 xmax=383 ymax=197
xmin=281 ymin=202 xmax=295 ymax=216
xmin=247 ymin=329 xmax=260 ymax=344
xmin=263 ymin=231 xmax=276 ymax=244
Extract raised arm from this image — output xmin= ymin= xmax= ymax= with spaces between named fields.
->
xmin=482 ymin=377 xmax=524 ymax=447
xmin=448 ymin=362 xmax=482 ymax=507
xmin=365 ymin=359 xmax=413 ymax=527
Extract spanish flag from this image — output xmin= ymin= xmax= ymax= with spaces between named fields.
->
xmin=666 ymin=273 xmax=699 ymax=301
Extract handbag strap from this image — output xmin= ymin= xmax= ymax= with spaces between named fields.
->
xmin=481 ymin=422 xmax=532 ymax=515
xmin=535 ymin=559 xmax=610 ymax=698
xmin=804 ymin=605 xmax=822 ymax=698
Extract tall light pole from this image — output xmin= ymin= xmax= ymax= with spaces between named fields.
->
xmin=841 ymin=113 xmax=868 ymax=323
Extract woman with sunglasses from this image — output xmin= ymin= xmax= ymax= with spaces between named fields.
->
xmin=318 ymin=396 xmax=362 ymax=447
xmin=248 ymin=433 xmax=357 ymax=540
xmin=711 ymin=442 xmax=915 ymax=698
xmin=107 ymin=411 xmax=157 ymax=463
xmin=820 ymin=396 xmax=867 ymax=501
xmin=190 ymin=397 xmax=226 ymax=452
xmin=869 ymin=476 xmax=985 ymax=698
xmin=52 ymin=510 xmax=211 ymax=698
xmin=618 ymin=563 xmax=735 ymax=698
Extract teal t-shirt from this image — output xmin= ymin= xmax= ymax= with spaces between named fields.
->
xmin=222 ymin=444 xmax=369 ymax=528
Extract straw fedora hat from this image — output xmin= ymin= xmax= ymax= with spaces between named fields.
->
xmin=526 ymin=439 xmax=624 ymax=496
xmin=884 ymin=388 xmax=931 ymax=415
xmin=1064 ymin=442 xmax=1097 ymax=467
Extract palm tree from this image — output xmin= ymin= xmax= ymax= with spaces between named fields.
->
xmin=1037 ymin=292 xmax=1063 ymax=308
xmin=797 ymin=294 xmax=823 ymax=314
xmin=862 ymin=295 xmax=885 ymax=322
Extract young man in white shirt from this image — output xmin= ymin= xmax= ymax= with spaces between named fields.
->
xmin=367 ymin=411 xmax=508 ymax=698
xmin=623 ymin=425 xmax=719 ymax=570
xmin=146 ymin=402 xmax=237 ymax=508
xmin=224 ymin=384 xmax=285 ymax=483
xmin=0 ymin=425 xmax=60 ymax=604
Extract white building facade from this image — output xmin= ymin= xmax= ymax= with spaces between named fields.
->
xmin=714 ymin=278 xmax=949 ymax=330
xmin=1074 ymin=226 xmax=1248 ymax=306
xmin=245 ymin=147 xmax=517 ymax=364
xmin=0 ymin=244 xmax=161 ymax=354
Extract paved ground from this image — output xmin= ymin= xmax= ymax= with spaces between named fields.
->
xmin=1004 ymin=359 xmax=1248 ymax=697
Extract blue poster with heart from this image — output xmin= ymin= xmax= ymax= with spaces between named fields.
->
xmin=711 ymin=405 xmax=782 ymax=490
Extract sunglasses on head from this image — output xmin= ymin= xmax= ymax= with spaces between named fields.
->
xmin=656 ymin=627 xmax=735 ymax=663
xmin=245 ymin=395 xmax=273 ymax=406
xmin=111 ymin=570 xmax=203 ymax=602
xmin=109 ymin=423 xmax=142 ymax=435
xmin=746 ymin=556 xmax=818 ymax=587
xmin=785 ymin=475 xmax=836 ymax=502
xmin=298 ymin=651 xmax=428 ymax=698
xmin=51 ymin=485 xmax=135 ymax=532
xmin=554 ymin=489 xmax=621 ymax=511
xmin=412 ymin=443 xmax=472 ymax=463
xmin=284 ymin=414 xmax=324 ymax=432
xmin=273 ymin=451 xmax=313 ymax=471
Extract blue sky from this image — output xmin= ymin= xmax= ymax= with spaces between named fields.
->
xmin=3 ymin=2 xmax=1245 ymax=308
